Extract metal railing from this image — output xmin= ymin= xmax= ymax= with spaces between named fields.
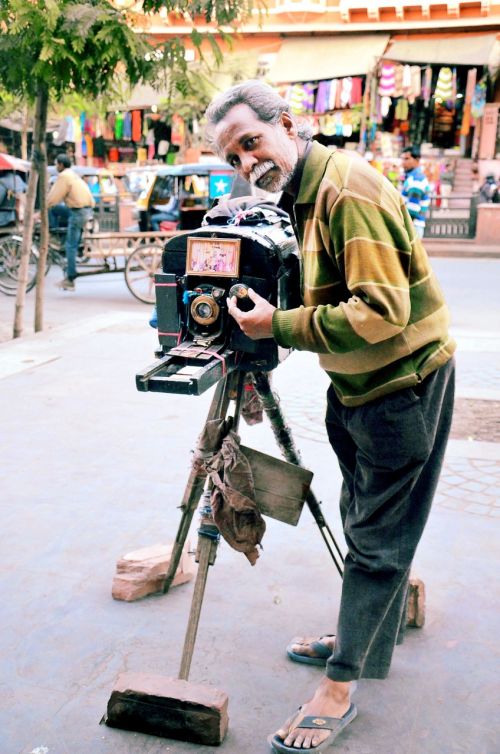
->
xmin=93 ymin=194 xmax=120 ymax=233
xmin=424 ymin=194 xmax=478 ymax=240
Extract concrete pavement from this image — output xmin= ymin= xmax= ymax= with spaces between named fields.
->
xmin=1 ymin=264 xmax=499 ymax=754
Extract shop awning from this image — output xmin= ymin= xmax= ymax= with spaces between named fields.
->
xmin=268 ymin=34 xmax=390 ymax=84
xmin=384 ymin=33 xmax=499 ymax=67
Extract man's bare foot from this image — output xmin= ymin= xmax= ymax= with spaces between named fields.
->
xmin=289 ymin=635 xmax=335 ymax=660
xmin=273 ymin=678 xmax=352 ymax=750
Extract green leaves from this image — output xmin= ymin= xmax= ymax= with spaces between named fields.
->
xmin=0 ymin=0 xmax=257 ymax=122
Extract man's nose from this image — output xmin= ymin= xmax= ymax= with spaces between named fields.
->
xmin=239 ymin=153 xmax=258 ymax=179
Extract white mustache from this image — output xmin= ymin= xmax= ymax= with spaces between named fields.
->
xmin=249 ymin=160 xmax=276 ymax=185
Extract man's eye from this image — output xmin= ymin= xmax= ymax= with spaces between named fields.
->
xmin=244 ymin=137 xmax=257 ymax=149
xmin=229 ymin=156 xmax=240 ymax=168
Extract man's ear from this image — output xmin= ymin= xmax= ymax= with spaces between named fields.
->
xmin=280 ymin=111 xmax=297 ymax=139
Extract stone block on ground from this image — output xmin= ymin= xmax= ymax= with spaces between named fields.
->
xmin=406 ymin=577 xmax=426 ymax=628
xmin=104 ymin=672 xmax=229 ymax=745
xmin=112 ymin=542 xmax=194 ymax=602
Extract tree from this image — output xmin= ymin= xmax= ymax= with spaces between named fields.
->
xmin=0 ymin=0 xmax=257 ymax=338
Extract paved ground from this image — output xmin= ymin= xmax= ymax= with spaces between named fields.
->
xmin=1 ymin=258 xmax=499 ymax=754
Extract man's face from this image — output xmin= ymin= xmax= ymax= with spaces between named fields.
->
xmin=213 ymin=104 xmax=299 ymax=193
xmin=401 ymin=152 xmax=418 ymax=173
xmin=55 ymin=161 xmax=65 ymax=173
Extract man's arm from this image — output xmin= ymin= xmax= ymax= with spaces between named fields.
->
xmin=47 ymin=173 xmax=69 ymax=208
xmin=272 ymin=191 xmax=413 ymax=353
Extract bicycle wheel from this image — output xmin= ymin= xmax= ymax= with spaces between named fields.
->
xmin=0 ymin=235 xmax=39 ymax=295
xmin=125 ymin=243 xmax=163 ymax=304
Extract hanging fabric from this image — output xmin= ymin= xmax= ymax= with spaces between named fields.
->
xmin=393 ymin=64 xmax=404 ymax=98
xmin=350 ymin=77 xmax=363 ymax=105
xmin=402 ymin=65 xmax=412 ymax=99
xmin=171 ymin=113 xmax=185 ymax=146
xmin=378 ymin=62 xmax=396 ymax=96
xmin=471 ymin=78 xmax=487 ymax=119
xmin=395 ymin=98 xmax=409 ymax=121
xmin=131 ymin=110 xmax=142 ymax=142
xmin=287 ymin=83 xmax=315 ymax=114
xmin=422 ymin=66 xmax=433 ymax=106
xmin=73 ymin=117 xmax=82 ymax=160
xmin=434 ymin=67 xmax=453 ymax=102
xmin=114 ymin=112 xmax=124 ymax=140
xmin=451 ymin=68 xmax=457 ymax=101
xmin=465 ymin=68 xmax=477 ymax=104
xmin=410 ymin=66 xmax=421 ymax=103
xmin=84 ymin=134 xmax=93 ymax=158
xmin=380 ymin=96 xmax=392 ymax=118
xmin=328 ymin=80 xmax=338 ymax=111
xmin=340 ymin=77 xmax=353 ymax=108
xmin=123 ymin=111 xmax=132 ymax=140
xmin=315 ymin=81 xmax=330 ymax=114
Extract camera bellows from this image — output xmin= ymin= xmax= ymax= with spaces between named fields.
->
xmin=104 ymin=672 xmax=229 ymax=745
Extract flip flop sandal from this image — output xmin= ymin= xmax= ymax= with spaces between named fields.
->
xmin=286 ymin=635 xmax=335 ymax=666
xmin=268 ymin=703 xmax=357 ymax=753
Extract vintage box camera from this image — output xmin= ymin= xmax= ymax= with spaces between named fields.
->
xmin=136 ymin=207 xmax=300 ymax=395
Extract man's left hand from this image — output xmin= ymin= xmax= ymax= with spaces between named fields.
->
xmin=226 ymin=287 xmax=276 ymax=340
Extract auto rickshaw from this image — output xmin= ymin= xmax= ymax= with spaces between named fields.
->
xmin=135 ymin=162 xmax=235 ymax=232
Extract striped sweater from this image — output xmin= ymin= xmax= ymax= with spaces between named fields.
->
xmin=272 ymin=142 xmax=456 ymax=407
xmin=401 ymin=165 xmax=431 ymax=232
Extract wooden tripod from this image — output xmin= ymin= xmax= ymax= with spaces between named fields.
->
xmin=162 ymin=369 xmax=345 ymax=682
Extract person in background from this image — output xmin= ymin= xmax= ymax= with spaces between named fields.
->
xmin=401 ymin=146 xmax=431 ymax=239
xmin=47 ymin=154 xmax=94 ymax=291
xmin=479 ymin=174 xmax=499 ymax=204
xmin=0 ymin=170 xmax=27 ymax=229
xmin=439 ymin=161 xmax=454 ymax=209
xmin=150 ymin=194 xmax=180 ymax=231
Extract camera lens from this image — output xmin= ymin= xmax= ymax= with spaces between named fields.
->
xmin=196 ymin=302 xmax=213 ymax=320
xmin=190 ymin=294 xmax=220 ymax=326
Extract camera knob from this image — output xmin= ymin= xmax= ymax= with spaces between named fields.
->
xmin=228 ymin=283 xmax=253 ymax=312
xmin=228 ymin=283 xmax=249 ymax=300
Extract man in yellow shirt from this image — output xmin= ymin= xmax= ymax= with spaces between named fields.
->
xmin=47 ymin=154 xmax=95 ymax=290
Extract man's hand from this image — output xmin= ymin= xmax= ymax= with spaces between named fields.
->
xmin=226 ymin=287 xmax=276 ymax=340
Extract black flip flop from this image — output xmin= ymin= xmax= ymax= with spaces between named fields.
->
xmin=286 ymin=635 xmax=335 ymax=666
xmin=268 ymin=703 xmax=357 ymax=753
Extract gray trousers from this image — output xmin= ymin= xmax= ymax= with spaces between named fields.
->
xmin=325 ymin=358 xmax=455 ymax=681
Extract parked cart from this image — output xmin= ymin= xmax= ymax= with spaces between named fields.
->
xmin=0 ymin=228 xmax=176 ymax=304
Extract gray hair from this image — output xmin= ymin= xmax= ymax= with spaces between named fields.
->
xmin=205 ymin=80 xmax=313 ymax=152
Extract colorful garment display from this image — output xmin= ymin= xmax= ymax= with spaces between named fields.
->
xmin=434 ymin=67 xmax=453 ymax=102
xmin=287 ymin=83 xmax=315 ymax=114
xmin=379 ymin=62 xmax=396 ymax=96
xmin=471 ymin=78 xmax=487 ymax=119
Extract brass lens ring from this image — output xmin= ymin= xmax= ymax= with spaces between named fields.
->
xmin=190 ymin=294 xmax=220 ymax=326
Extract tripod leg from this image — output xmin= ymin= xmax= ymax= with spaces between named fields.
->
xmin=162 ymin=377 xmax=232 ymax=594
xmin=178 ymin=374 xmax=245 ymax=679
xmin=251 ymin=371 xmax=344 ymax=577
xmin=178 ymin=507 xmax=219 ymax=680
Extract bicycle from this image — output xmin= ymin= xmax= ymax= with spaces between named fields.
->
xmin=0 ymin=220 xmax=94 ymax=296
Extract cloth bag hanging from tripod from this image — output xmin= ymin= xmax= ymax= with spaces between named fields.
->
xmin=193 ymin=419 xmax=266 ymax=565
